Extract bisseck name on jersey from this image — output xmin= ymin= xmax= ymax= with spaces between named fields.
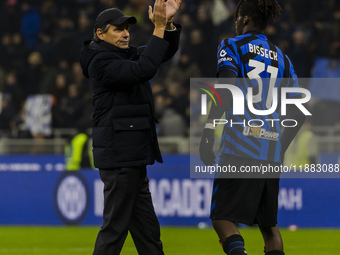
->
xmin=248 ymin=43 xmax=278 ymax=61
xmin=242 ymin=126 xmax=279 ymax=141
xmin=218 ymin=49 xmax=233 ymax=64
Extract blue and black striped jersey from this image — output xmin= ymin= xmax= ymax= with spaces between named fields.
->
xmin=217 ymin=31 xmax=299 ymax=163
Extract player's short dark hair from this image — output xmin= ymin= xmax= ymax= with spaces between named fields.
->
xmin=236 ymin=0 xmax=282 ymax=30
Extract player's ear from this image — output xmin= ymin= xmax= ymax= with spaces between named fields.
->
xmin=243 ymin=16 xmax=249 ymax=25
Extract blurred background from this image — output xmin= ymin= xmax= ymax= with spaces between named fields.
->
xmin=1 ymin=0 xmax=340 ymax=232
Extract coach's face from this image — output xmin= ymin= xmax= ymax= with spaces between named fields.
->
xmin=98 ymin=21 xmax=130 ymax=49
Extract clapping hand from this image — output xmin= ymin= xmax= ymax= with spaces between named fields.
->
xmin=148 ymin=0 xmax=167 ymax=28
xmin=165 ymin=0 xmax=182 ymax=20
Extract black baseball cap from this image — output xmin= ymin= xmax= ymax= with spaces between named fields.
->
xmin=94 ymin=8 xmax=137 ymax=30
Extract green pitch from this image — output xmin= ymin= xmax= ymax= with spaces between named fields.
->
xmin=0 ymin=226 xmax=339 ymax=254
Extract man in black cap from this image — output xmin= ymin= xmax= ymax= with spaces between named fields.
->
xmin=80 ymin=0 xmax=182 ymax=254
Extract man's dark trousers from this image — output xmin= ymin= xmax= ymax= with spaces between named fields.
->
xmin=93 ymin=167 xmax=164 ymax=255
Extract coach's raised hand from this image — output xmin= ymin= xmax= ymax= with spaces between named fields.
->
xmin=165 ymin=0 xmax=182 ymax=19
xmin=149 ymin=0 xmax=167 ymax=38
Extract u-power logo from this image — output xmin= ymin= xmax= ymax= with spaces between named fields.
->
xmin=199 ymin=83 xmax=311 ymax=128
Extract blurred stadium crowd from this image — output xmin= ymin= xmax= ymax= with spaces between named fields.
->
xmin=0 ymin=0 xmax=340 ymax=140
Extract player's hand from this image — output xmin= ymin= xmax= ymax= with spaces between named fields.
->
xmin=148 ymin=0 xmax=167 ymax=28
xmin=199 ymin=128 xmax=215 ymax=166
xmin=165 ymin=0 xmax=182 ymax=20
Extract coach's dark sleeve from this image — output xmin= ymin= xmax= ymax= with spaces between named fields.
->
xmin=93 ymin=35 xmax=169 ymax=85
xmin=162 ymin=23 xmax=181 ymax=62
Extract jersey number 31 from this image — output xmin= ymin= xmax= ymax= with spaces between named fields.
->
xmin=247 ymin=59 xmax=278 ymax=109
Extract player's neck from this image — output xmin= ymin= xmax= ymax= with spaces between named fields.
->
xmin=242 ymin=27 xmax=264 ymax=35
